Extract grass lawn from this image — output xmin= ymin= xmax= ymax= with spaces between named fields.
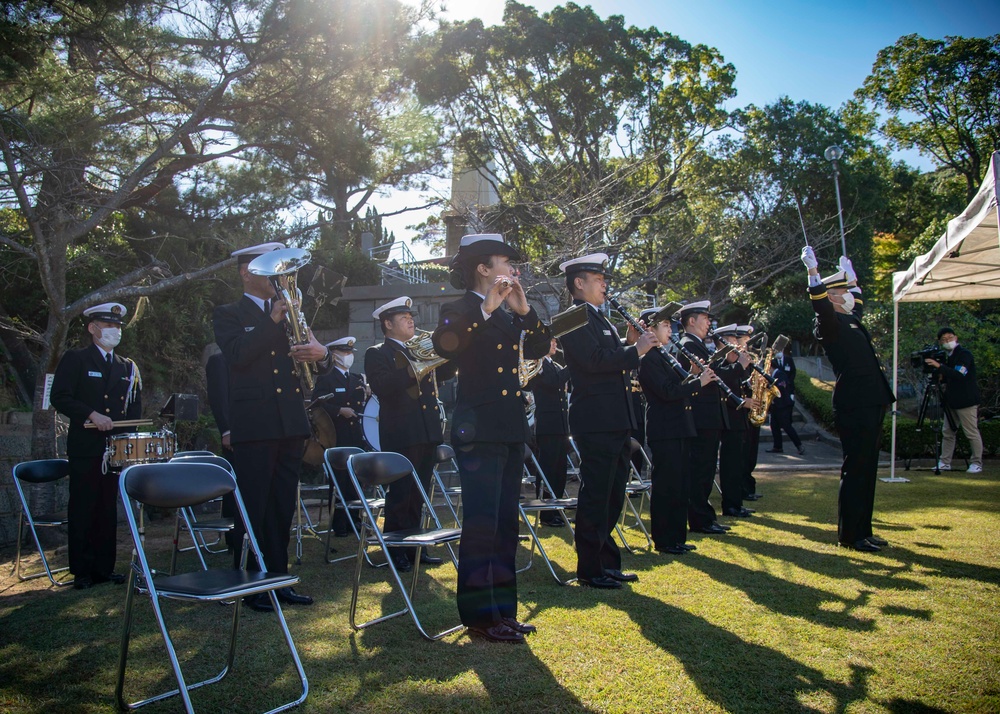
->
xmin=2 ymin=464 xmax=999 ymax=713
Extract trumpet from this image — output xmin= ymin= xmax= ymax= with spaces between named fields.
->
xmin=248 ymin=247 xmax=316 ymax=392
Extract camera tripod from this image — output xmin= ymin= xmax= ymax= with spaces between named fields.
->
xmin=915 ymin=372 xmax=957 ymax=475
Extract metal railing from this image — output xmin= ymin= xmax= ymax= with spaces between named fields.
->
xmin=368 ymin=242 xmax=428 ymax=285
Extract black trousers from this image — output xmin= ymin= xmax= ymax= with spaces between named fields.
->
xmin=455 ymin=441 xmax=523 ymax=628
xmin=769 ymin=405 xmax=801 ymax=450
xmin=575 ymin=430 xmax=630 ymax=579
xmin=743 ymin=425 xmax=760 ymax=498
xmin=687 ymin=430 xmax=721 ymax=530
xmin=383 ymin=442 xmax=437 ymax=561
xmin=68 ymin=455 xmax=118 ymax=578
xmin=230 ymin=437 xmax=304 ymax=573
xmin=835 ymin=405 xmax=887 ymax=544
xmin=649 ymin=438 xmax=689 ymax=548
xmin=534 ymin=433 xmax=568 ymax=499
xmin=718 ymin=429 xmax=746 ymax=512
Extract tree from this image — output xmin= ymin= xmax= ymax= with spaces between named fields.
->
xmin=413 ymin=1 xmax=735 ymax=275
xmin=0 ymin=0 xmax=307 ymax=457
xmin=854 ymin=34 xmax=1000 ymax=202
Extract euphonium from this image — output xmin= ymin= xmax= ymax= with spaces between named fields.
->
xmin=248 ymin=247 xmax=316 ymax=391
xmin=747 ymin=334 xmax=788 ymax=427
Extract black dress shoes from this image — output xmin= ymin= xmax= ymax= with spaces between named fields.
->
xmin=91 ymin=572 xmax=126 ymax=585
xmin=693 ymin=524 xmax=727 ymax=535
xmin=841 ymin=539 xmax=880 ymax=552
xmin=797 ymin=445 xmax=806 ymax=455
xmin=765 ymin=448 xmax=783 ymax=453
xmin=744 ymin=493 xmax=763 ymax=501
xmin=276 ymin=587 xmax=313 ymax=605
xmin=678 ymin=543 xmax=696 ymax=551
xmin=605 ymin=569 xmax=638 ymax=582
xmin=578 ymin=575 xmax=623 ymax=589
xmin=712 ymin=521 xmax=732 ymax=531
xmin=656 ymin=544 xmax=687 ymax=555
xmin=501 ymin=617 xmax=537 ymax=634
xmin=73 ymin=575 xmax=92 ymax=590
xmin=391 ymin=555 xmax=413 ymax=573
xmin=722 ymin=507 xmax=753 ymax=518
xmin=418 ymin=552 xmax=443 ymax=565
xmin=244 ymin=593 xmax=274 ymax=612
xmin=867 ymin=535 xmax=888 ymax=547
xmin=467 ymin=623 xmax=525 ymax=644
xmin=540 ymin=515 xmax=567 ymax=527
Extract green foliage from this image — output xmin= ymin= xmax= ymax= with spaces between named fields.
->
xmin=794 ymin=372 xmax=836 ymax=432
xmin=884 ymin=416 xmax=1000 ymax=460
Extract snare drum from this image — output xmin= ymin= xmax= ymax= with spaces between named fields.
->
xmin=361 ymin=396 xmax=380 ymax=451
xmin=106 ymin=430 xmax=176 ymax=470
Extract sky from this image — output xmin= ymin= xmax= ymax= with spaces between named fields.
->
xmin=378 ymin=0 xmax=1000 ymax=259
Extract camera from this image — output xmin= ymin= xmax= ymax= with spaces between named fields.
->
xmin=910 ymin=344 xmax=947 ymax=373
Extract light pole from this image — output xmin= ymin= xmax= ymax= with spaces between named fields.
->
xmin=824 ymin=145 xmax=848 ymax=257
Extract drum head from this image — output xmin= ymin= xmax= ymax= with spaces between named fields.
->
xmin=302 ymin=438 xmax=324 ymax=466
xmin=362 ymin=396 xmax=380 ymax=451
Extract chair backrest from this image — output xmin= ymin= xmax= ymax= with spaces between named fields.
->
xmin=12 ymin=459 xmax=69 ymax=484
xmin=170 ymin=454 xmax=235 ymax=475
xmin=629 ymin=437 xmax=643 ymax=454
xmin=348 ymin=452 xmax=412 ymax=488
xmin=324 ymin=446 xmax=365 ymax=472
xmin=122 ymin=462 xmax=235 ymax=509
xmin=434 ymin=444 xmax=456 ymax=464
xmin=173 ymin=450 xmax=216 ymax=458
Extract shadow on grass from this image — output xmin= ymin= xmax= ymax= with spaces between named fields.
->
xmin=614 ymin=590 xmax=874 ymax=713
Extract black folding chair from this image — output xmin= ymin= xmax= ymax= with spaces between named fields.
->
xmin=173 ymin=450 xmax=216 ymax=458
xmin=10 ymin=459 xmax=73 ymax=587
xmin=167 ymin=455 xmax=236 ymax=574
xmin=616 ymin=437 xmax=653 ymax=552
xmin=429 ymin=444 xmax=462 ymax=528
xmin=517 ymin=447 xmax=578 ymax=585
xmin=115 ymin=462 xmax=308 ymax=713
xmin=322 ymin=447 xmax=386 ymax=565
xmin=347 ymin=451 xmax=463 ymax=641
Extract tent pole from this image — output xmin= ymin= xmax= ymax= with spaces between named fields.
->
xmin=882 ymin=298 xmax=909 ymax=483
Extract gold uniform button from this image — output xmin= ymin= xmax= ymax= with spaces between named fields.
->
xmin=295 ymin=388 xmax=300 ymax=393
xmin=105 ymin=408 xmax=111 ymax=413
xmin=422 ymin=405 xmax=427 ymax=410
xmin=104 ymin=394 xmax=108 ymax=398
xmin=516 ymin=391 xmax=521 ymax=397
xmin=513 ymin=345 xmax=518 ymax=351
xmin=273 ymin=369 xmax=279 ymax=374
xmin=473 ymin=323 xmax=478 ymax=328
xmin=271 ymin=351 xmax=276 ymax=356
xmin=467 ymin=327 xmax=473 ymax=332
xmin=501 ymin=389 xmax=508 ymax=396
xmin=497 ymin=344 xmax=503 ymax=350
xmin=276 ymin=388 xmax=282 ymax=394
xmin=512 ymin=368 xmax=517 ymax=375
xmin=497 ymin=367 xmax=503 ymax=373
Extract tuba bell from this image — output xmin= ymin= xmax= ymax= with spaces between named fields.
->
xmin=248 ymin=247 xmax=316 ymax=392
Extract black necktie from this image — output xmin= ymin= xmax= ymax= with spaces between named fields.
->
xmin=263 ymin=299 xmax=271 ymax=315
xmin=106 ymin=353 xmax=113 ymax=367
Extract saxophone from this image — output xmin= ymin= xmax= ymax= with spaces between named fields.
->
xmin=747 ymin=335 xmax=788 ymax=427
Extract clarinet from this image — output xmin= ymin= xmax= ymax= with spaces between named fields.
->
xmin=606 ymin=297 xmax=696 ymax=384
xmin=668 ymin=333 xmax=746 ymax=408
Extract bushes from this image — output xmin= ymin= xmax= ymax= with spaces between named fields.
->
xmin=793 ymin=371 xmax=1000 ymax=458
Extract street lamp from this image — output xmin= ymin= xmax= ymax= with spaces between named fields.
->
xmin=824 ymin=145 xmax=848 ymax=257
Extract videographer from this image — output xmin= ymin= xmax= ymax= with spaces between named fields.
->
xmin=924 ymin=327 xmax=983 ymax=474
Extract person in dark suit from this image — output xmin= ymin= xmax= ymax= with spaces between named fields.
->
xmin=432 ymin=234 xmax=551 ymax=643
xmin=712 ymin=324 xmax=760 ymax=519
xmin=637 ymin=305 xmax=714 ymax=555
xmin=205 ymin=348 xmax=237 ymax=550
xmin=766 ymin=345 xmax=804 ymax=455
xmin=314 ymin=336 xmax=369 ymax=537
xmin=925 ymin=327 xmax=983 ymax=473
xmin=802 ymin=247 xmax=895 ymax=552
xmin=51 ymin=302 xmax=142 ymax=590
xmin=675 ymin=301 xmax=730 ymax=536
xmin=558 ymin=253 xmax=658 ymax=589
xmin=736 ymin=325 xmax=764 ymax=501
xmin=365 ymin=298 xmax=456 ymax=572
xmin=212 ymin=242 xmax=333 ymax=610
xmin=526 ymin=338 xmax=571 ymax=525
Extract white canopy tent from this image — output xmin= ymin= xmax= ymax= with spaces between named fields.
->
xmin=886 ymin=150 xmax=1000 ymax=481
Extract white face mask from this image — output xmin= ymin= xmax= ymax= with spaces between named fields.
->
xmin=96 ymin=326 xmax=122 ymax=351
xmin=837 ymin=292 xmax=856 ymax=313
xmin=337 ymin=353 xmax=354 ymax=370
xmin=942 ymin=340 xmax=958 ymax=351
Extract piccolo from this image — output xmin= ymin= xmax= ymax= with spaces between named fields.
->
xmin=606 ymin=297 xmax=697 ymax=385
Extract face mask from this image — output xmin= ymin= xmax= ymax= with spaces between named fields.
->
xmin=337 ymin=353 xmax=354 ymax=370
xmin=96 ymin=326 xmax=122 ymax=351
xmin=838 ymin=292 xmax=856 ymax=313
xmin=942 ymin=340 xmax=957 ymax=352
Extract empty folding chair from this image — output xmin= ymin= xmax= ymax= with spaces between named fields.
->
xmin=173 ymin=450 xmax=216 ymax=458
xmin=429 ymin=444 xmax=462 ymax=528
xmin=322 ymin=447 xmax=384 ymax=565
xmin=615 ymin=438 xmax=654 ymax=553
xmin=292 ymin=476 xmax=331 ymax=564
xmin=10 ymin=459 xmax=73 ymax=587
xmin=517 ymin=447 xmax=577 ymax=585
xmin=347 ymin=451 xmax=462 ymax=641
xmin=115 ymin=461 xmax=308 ymax=714
xmin=167 ymin=455 xmax=236 ymax=574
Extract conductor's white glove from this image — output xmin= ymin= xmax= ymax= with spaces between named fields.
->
xmin=800 ymin=245 xmax=818 ymax=270
xmin=838 ymin=255 xmax=857 ymax=284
